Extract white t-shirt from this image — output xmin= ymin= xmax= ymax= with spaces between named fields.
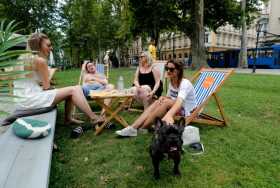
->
xmin=167 ymin=79 xmax=197 ymax=116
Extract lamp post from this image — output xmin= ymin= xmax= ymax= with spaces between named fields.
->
xmin=172 ymin=32 xmax=176 ymax=59
xmin=253 ymin=17 xmax=269 ymax=73
xmin=253 ymin=22 xmax=262 ymax=73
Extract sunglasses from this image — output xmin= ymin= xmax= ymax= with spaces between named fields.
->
xmin=165 ymin=66 xmax=176 ymax=72
xmin=139 ymin=55 xmax=146 ymax=58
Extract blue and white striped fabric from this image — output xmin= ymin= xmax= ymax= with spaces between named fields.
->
xmin=194 ymin=71 xmax=226 ymax=106
xmin=96 ymin=64 xmax=105 ymax=74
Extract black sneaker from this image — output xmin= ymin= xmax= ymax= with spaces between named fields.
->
xmin=71 ymin=126 xmax=84 ymax=139
xmin=105 ymin=122 xmax=115 ymax=129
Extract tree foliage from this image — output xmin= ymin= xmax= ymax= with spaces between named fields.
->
xmin=0 ymin=20 xmax=30 ymax=116
xmin=129 ymin=0 xmax=178 ymax=46
xmin=0 ymin=0 xmax=58 ymax=34
xmin=129 ymin=0 xmax=266 ymax=68
xmin=60 ymin=0 xmax=133 ymax=66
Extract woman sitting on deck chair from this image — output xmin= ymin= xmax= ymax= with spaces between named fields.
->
xmin=131 ymin=51 xmax=163 ymax=109
xmin=116 ymin=60 xmax=197 ymax=137
xmin=13 ymin=33 xmax=103 ymax=125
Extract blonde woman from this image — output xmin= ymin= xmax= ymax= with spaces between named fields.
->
xmin=14 ymin=33 xmax=102 ymax=125
xmin=132 ymin=51 xmax=162 ymax=109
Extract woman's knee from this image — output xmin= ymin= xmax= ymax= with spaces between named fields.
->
xmin=161 ymin=99 xmax=174 ymax=108
xmin=141 ymin=85 xmax=152 ymax=92
xmin=70 ymin=85 xmax=83 ymax=95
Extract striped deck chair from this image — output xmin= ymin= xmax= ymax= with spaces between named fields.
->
xmin=96 ymin=63 xmax=109 ymax=80
xmin=181 ymin=68 xmax=234 ymax=127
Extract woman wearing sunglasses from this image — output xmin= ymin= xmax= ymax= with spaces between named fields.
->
xmin=116 ymin=60 xmax=197 ymax=137
xmin=131 ymin=51 xmax=163 ymax=109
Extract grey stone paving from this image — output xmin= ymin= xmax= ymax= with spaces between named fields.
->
xmin=234 ymin=68 xmax=280 ymax=75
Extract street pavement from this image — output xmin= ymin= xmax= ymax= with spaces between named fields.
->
xmin=234 ymin=68 xmax=280 ymax=75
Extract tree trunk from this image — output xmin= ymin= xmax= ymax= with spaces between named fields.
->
xmin=190 ymin=0 xmax=207 ymax=69
xmin=239 ymin=0 xmax=248 ymax=68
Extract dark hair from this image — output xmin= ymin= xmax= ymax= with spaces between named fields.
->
xmin=28 ymin=33 xmax=49 ymax=52
xmin=85 ymin=61 xmax=91 ymax=72
xmin=166 ymin=60 xmax=184 ymax=86
xmin=85 ymin=61 xmax=96 ymax=73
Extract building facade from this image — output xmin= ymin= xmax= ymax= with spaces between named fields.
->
xmin=128 ymin=0 xmax=280 ymax=63
xmin=259 ymin=0 xmax=280 ymax=44
xmin=159 ymin=24 xmax=257 ymax=63
xmin=267 ymin=0 xmax=280 ymax=36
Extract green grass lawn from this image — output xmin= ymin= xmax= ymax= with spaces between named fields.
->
xmin=50 ymin=67 xmax=280 ymax=188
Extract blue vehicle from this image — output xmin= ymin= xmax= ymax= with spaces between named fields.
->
xmin=207 ymin=44 xmax=280 ymax=69
xmin=207 ymin=50 xmax=239 ymax=68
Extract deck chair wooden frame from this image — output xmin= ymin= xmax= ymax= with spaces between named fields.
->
xmin=177 ymin=68 xmax=234 ymax=127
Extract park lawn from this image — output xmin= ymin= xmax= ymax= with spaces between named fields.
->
xmin=50 ymin=67 xmax=280 ymax=188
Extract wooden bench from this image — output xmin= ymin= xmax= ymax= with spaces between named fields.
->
xmin=0 ymin=109 xmax=57 ymax=188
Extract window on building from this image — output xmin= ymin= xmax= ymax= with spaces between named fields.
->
xmin=204 ymin=34 xmax=209 ymax=43
xmin=184 ymin=53 xmax=188 ymax=58
xmin=179 ymin=53 xmax=182 ymax=58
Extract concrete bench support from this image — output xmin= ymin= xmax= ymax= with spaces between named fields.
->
xmin=0 ymin=109 xmax=57 ymax=188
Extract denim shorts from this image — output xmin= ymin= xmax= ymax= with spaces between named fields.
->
xmin=82 ymin=83 xmax=105 ymax=96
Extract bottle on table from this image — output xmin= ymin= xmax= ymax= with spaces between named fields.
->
xmin=117 ymin=76 xmax=124 ymax=90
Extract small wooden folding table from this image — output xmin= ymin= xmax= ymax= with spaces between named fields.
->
xmin=89 ymin=90 xmax=134 ymax=135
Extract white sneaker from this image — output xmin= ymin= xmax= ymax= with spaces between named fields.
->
xmin=115 ymin=126 xmax=137 ymax=137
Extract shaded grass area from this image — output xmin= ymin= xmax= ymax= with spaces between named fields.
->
xmin=50 ymin=68 xmax=280 ymax=188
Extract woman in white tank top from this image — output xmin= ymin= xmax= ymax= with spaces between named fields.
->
xmin=14 ymin=33 xmax=101 ymax=125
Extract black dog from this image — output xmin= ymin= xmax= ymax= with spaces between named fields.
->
xmin=149 ymin=117 xmax=185 ymax=179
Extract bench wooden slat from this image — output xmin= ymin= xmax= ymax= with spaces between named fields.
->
xmin=0 ymin=109 xmax=57 ymax=188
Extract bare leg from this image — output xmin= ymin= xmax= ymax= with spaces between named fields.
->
xmin=131 ymin=97 xmax=174 ymax=129
xmin=52 ymin=85 xmax=98 ymax=121
xmin=64 ymin=97 xmax=84 ymax=124
xmin=135 ymin=85 xmax=153 ymax=109
xmin=141 ymin=98 xmax=175 ymax=128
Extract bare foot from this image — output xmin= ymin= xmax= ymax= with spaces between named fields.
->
xmin=91 ymin=115 xmax=106 ymax=125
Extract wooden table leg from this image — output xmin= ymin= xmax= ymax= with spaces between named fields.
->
xmin=94 ymin=97 xmax=132 ymax=135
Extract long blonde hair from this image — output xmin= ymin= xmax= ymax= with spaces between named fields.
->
xmin=140 ymin=51 xmax=153 ymax=66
